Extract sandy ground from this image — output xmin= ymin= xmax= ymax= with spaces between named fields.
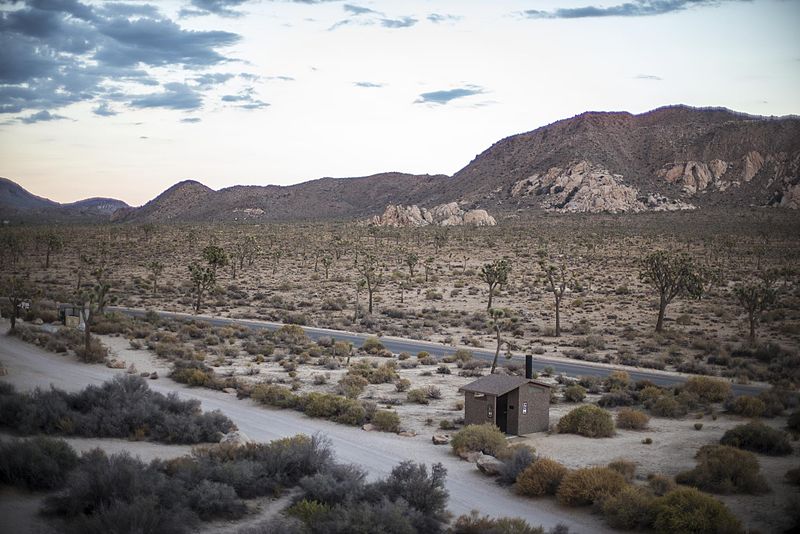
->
xmin=0 ymin=322 xmax=612 ymax=533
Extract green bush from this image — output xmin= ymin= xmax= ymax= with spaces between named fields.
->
xmin=727 ymin=396 xmax=766 ymax=418
xmin=0 ymin=437 xmax=79 ymax=490
xmin=650 ymin=395 xmax=687 ymax=418
xmin=371 ymin=410 xmax=401 ymax=433
xmin=602 ymin=485 xmax=657 ymax=530
xmin=719 ymin=421 xmax=792 ymax=456
xmin=676 ymin=445 xmax=768 ymax=494
xmin=251 ymin=383 xmax=299 ymax=408
xmin=616 ymin=408 xmax=650 ymax=430
xmin=450 ymin=511 xmax=547 ymax=534
xmin=515 ymin=458 xmax=567 ymax=497
xmin=557 ymin=405 xmax=615 ymax=437
xmin=653 ymin=488 xmax=742 ymax=534
xmin=407 ymin=388 xmax=429 ymax=404
xmin=337 ymin=374 xmax=368 ymax=398
xmin=682 ymin=377 xmax=731 ymax=403
xmin=361 ymin=337 xmax=385 ymax=354
xmin=556 ymin=467 xmax=626 ymax=506
xmin=607 ymin=459 xmax=636 ymax=482
xmin=563 ymin=384 xmax=586 ymax=402
xmin=647 ymin=473 xmax=677 ymax=496
xmin=286 ymin=499 xmax=331 ymax=524
xmin=450 ymin=424 xmax=507 ymax=457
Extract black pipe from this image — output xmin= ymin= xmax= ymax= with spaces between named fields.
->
xmin=525 ymin=354 xmax=533 ymax=379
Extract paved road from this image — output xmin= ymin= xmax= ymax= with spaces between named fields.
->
xmin=110 ymin=306 xmax=765 ymax=397
xmin=0 ymin=329 xmax=609 ymax=533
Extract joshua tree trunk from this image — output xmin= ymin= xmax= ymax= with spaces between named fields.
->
xmin=655 ymin=295 xmax=667 ymax=332
xmin=487 ymin=287 xmax=494 ymax=310
xmin=490 ymin=325 xmax=501 ymax=374
xmin=555 ymin=296 xmax=561 ymax=337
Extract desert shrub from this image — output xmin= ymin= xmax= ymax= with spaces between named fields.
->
xmin=299 ymin=463 xmax=367 ymax=507
xmin=251 ymin=383 xmax=300 ymax=408
xmin=394 ymin=378 xmax=411 ymax=392
xmin=557 ymin=405 xmax=615 ymax=438
xmin=563 ymin=385 xmax=586 ymax=403
xmin=170 ymin=360 xmax=215 ymax=387
xmin=450 ymin=510 xmax=548 ymax=534
xmin=286 ymin=499 xmax=331 ymax=524
xmin=437 ymin=364 xmax=451 ymax=375
xmin=0 ymin=437 xmax=79 ymax=490
xmin=649 ymin=395 xmax=687 ymax=418
xmin=598 ymin=390 xmax=636 ymax=407
xmin=361 ymin=336 xmax=385 ymax=354
xmin=337 ymin=374 xmax=368 ymax=398
xmin=616 ymin=408 xmax=650 ymax=430
xmin=497 ymin=445 xmax=536 ymax=486
xmin=647 ymin=473 xmax=677 ymax=496
xmin=423 ymin=385 xmax=442 ymax=399
xmin=301 ymin=393 xmax=366 ymax=426
xmin=682 ymin=377 xmax=731 ymax=403
xmin=719 ymin=421 xmax=792 ymax=456
xmin=407 ymin=388 xmax=429 ymax=404
xmin=74 ymin=336 xmax=110 ymax=363
xmin=676 ymin=445 xmax=768 ymax=494
xmin=0 ymin=375 xmax=233 ymax=444
xmin=607 ymin=459 xmax=636 ymax=482
xmin=604 ymin=370 xmax=631 ymax=390
xmin=188 ymin=480 xmax=247 ymax=520
xmin=556 ymin=467 xmax=626 ymax=506
xmin=726 ymin=395 xmax=766 ymax=418
xmin=652 ymin=488 xmax=742 ymax=534
xmin=602 ymin=485 xmax=657 ymax=530
xmin=450 ymin=424 xmax=507 ymax=457
xmin=515 ymin=458 xmax=568 ymax=497
xmin=371 ymin=410 xmax=401 ymax=433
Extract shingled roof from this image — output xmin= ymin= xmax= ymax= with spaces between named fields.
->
xmin=459 ymin=374 xmax=552 ymax=396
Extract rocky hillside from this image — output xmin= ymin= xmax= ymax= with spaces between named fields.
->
xmin=439 ymin=105 xmax=800 ymax=212
xmin=0 ymin=177 xmax=129 ymax=223
xmin=4 ymin=106 xmax=799 ymax=223
xmin=371 ymin=203 xmax=497 ymax=227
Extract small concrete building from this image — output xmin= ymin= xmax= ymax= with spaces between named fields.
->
xmin=459 ymin=357 xmax=551 ymax=435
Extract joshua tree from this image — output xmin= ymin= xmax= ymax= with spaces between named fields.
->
xmin=353 ymin=278 xmax=366 ymax=322
xmin=480 ymin=258 xmax=511 ymax=310
xmin=202 ymin=245 xmax=228 ymax=277
xmin=77 ymin=264 xmax=113 ymax=358
xmin=356 ymin=253 xmax=382 ymax=315
xmin=639 ymin=250 xmax=705 ymax=332
xmin=404 ymin=252 xmax=419 ymax=278
xmin=539 ymin=259 xmax=572 ymax=337
xmin=1 ymin=275 xmax=34 ymax=333
xmin=488 ymin=308 xmax=512 ymax=374
xmin=423 ymin=257 xmax=434 ymax=282
xmin=189 ymin=263 xmax=216 ymax=314
xmin=734 ymin=272 xmax=778 ymax=344
xmin=39 ymin=231 xmax=63 ymax=269
xmin=321 ymin=255 xmax=333 ymax=280
xmin=234 ymin=235 xmax=259 ymax=270
xmin=147 ymin=260 xmax=164 ymax=296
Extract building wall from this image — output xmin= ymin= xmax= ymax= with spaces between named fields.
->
xmin=463 ymin=391 xmax=496 ymax=427
xmin=517 ymin=384 xmax=550 ymax=434
xmin=506 ymin=389 xmax=520 ymax=434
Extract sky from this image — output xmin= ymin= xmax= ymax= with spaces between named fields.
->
xmin=1 ymin=0 xmax=798 ymax=206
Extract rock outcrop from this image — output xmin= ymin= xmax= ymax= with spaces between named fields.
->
xmin=511 ymin=161 xmax=694 ymax=213
xmin=371 ymin=202 xmax=497 ymax=227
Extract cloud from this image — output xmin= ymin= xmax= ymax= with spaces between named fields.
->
xmin=265 ymin=75 xmax=295 ymax=81
xmin=193 ymin=72 xmax=235 ymax=87
xmin=522 ymin=0 xmax=746 ymax=19
xmin=344 ymin=4 xmax=378 ymax=16
xmin=221 ymin=87 xmax=270 ymax=109
xmin=380 ymin=16 xmax=417 ymax=28
xmin=180 ymin=0 xmax=248 ymax=18
xmin=130 ymin=83 xmax=203 ymax=110
xmin=330 ymin=4 xmax=418 ymax=31
xmin=635 ymin=73 xmax=663 ymax=80
xmin=0 ymin=0 xmax=241 ymax=116
xmin=415 ymin=85 xmax=485 ymax=105
xmin=93 ymin=102 xmax=119 ymax=116
xmin=19 ymin=109 xmax=69 ymax=124
xmin=181 ymin=117 xmax=202 ymax=123
xmin=427 ymin=13 xmax=461 ymax=24
xmin=354 ymin=81 xmax=383 ymax=88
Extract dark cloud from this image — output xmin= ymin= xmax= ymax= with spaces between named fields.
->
xmin=19 ymin=109 xmax=69 ymax=123
xmin=130 ymin=83 xmax=203 ymax=110
xmin=415 ymin=86 xmax=485 ymax=105
xmin=380 ymin=16 xmax=417 ymax=28
xmin=180 ymin=0 xmax=248 ymax=18
xmin=354 ymin=81 xmax=383 ymax=88
xmin=0 ymin=0 xmax=241 ymax=116
xmin=522 ymin=0 xmax=746 ymax=19
xmin=635 ymin=74 xmax=663 ymax=80
xmin=93 ymin=102 xmax=118 ymax=116
xmin=427 ymin=13 xmax=461 ymax=24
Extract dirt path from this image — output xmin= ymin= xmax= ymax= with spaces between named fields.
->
xmin=0 ymin=327 xmax=611 ymax=533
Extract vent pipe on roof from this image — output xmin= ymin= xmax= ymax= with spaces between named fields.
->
xmin=525 ymin=354 xmax=533 ymax=379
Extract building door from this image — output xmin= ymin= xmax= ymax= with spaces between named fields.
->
xmin=497 ymin=393 xmax=509 ymax=434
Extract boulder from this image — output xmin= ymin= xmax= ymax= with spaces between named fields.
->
xmin=458 ymin=450 xmax=482 ymax=463
xmin=149 ymin=371 xmax=159 ymax=380
xmin=33 ymin=318 xmax=44 ymax=326
xmin=398 ymin=431 xmax=416 ymax=437
xmin=223 ymin=387 xmax=238 ymax=395
xmin=476 ymin=453 xmax=505 ymax=476
xmin=371 ymin=203 xmax=497 ymax=227
xmin=362 ymin=423 xmax=376 ymax=432
xmin=432 ymin=434 xmax=450 ymax=445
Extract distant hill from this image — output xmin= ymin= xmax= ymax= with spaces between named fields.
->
xmin=4 ymin=105 xmax=799 ymax=224
xmin=0 ymin=178 xmax=129 ymax=223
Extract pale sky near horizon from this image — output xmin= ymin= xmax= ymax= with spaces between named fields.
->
xmin=1 ymin=0 xmax=798 ymax=206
